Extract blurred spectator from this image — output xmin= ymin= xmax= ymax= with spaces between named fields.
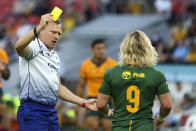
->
xmin=13 ymin=0 xmax=36 ymax=15
xmin=186 ymin=41 xmax=196 ymax=63
xmin=151 ymin=32 xmax=171 ymax=63
xmin=127 ymin=0 xmax=145 ymax=14
xmin=0 ymin=49 xmax=11 ymax=131
xmin=0 ymin=22 xmax=6 ymax=39
xmin=84 ymin=0 xmax=99 ymax=21
xmin=172 ymin=23 xmax=187 ymax=42
xmin=173 ymin=40 xmax=189 ymax=63
xmin=16 ymin=19 xmax=34 ymax=38
xmin=187 ymin=22 xmax=196 ymax=39
xmin=34 ymin=0 xmax=51 ymax=15
xmin=154 ymin=0 xmax=172 ymax=14
xmin=172 ymin=82 xmax=185 ymax=107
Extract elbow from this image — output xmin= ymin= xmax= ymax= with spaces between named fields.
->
xmin=163 ymin=103 xmax=173 ymax=111
xmin=14 ymin=42 xmax=20 ymax=51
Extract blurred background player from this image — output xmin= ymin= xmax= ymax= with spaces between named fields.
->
xmin=97 ymin=30 xmax=173 ymax=131
xmin=76 ymin=39 xmax=117 ymax=131
xmin=0 ymin=48 xmax=10 ymax=130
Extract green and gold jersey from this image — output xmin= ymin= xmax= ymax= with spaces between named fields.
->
xmin=99 ymin=65 xmax=169 ymax=128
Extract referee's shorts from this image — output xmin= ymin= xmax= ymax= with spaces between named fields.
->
xmin=17 ymin=101 xmax=59 ymax=131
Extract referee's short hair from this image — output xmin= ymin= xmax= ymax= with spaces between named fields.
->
xmin=91 ymin=39 xmax=105 ymax=48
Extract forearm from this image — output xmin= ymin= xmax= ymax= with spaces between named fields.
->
xmin=15 ymin=26 xmax=42 ymax=56
xmin=98 ymin=104 xmax=109 ymax=116
xmin=58 ymin=84 xmax=85 ymax=106
xmin=159 ymin=105 xmax=171 ymax=118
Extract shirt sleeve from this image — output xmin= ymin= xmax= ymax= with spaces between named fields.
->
xmin=80 ymin=62 xmax=87 ymax=78
xmin=99 ymin=70 xmax=112 ymax=96
xmin=157 ymin=73 xmax=169 ymax=95
xmin=24 ymin=40 xmax=40 ymax=60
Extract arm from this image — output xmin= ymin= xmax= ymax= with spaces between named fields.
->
xmin=155 ymin=92 xmax=172 ymax=127
xmin=58 ymin=82 xmax=85 ymax=106
xmin=15 ymin=14 xmax=53 ymax=57
xmin=58 ymin=80 xmax=97 ymax=111
xmin=97 ymin=93 xmax=110 ymax=115
xmin=76 ymin=77 xmax=86 ymax=98
xmin=158 ymin=92 xmax=172 ymax=118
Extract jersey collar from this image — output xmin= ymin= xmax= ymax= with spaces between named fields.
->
xmin=91 ymin=57 xmax=106 ymax=67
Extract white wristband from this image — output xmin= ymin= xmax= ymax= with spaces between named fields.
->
xmin=108 ymin=109 xmax=114 ymax=116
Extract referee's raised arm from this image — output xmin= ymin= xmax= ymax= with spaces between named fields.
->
xmin=15 ymin=14 xmax=53 ymax=57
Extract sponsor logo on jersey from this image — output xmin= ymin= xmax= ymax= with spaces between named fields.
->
xmin=48 ymin=63 xmax=59 ymax=73
xmin=133 ymin=73 xmax=145 ymax=78
xmin=122 ymin=71 xmax=131 ymax=79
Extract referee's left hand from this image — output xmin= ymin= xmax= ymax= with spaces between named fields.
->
xmin=85 ymin=99 xmax=97 ymax=111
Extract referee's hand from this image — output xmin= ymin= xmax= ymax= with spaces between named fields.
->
xmin=85 ymin=99 xmax=97 ymax=111
xmin=37 ymin=14 xmax=53 ymax=33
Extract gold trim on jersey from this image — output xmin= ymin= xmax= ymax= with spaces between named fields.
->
xmin=129 ymin=120 xmax=133 ymax=131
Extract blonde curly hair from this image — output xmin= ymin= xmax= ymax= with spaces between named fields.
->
xmin=119 ymin=30 xmax=159 ymax=67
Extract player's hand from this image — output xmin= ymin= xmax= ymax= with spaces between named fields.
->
xmin=154 ymin=116 xmax=164 ymax=128
xmin=37 ymin=14 xmax=53 ymax=32
xmin=108 ymin=109 xmax=114 ymax=117
xmin=84 ymin=99 xmax=97 ymax=111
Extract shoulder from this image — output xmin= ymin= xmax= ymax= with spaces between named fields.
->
xmin=105 ymin=65 xmax=119 ymax=75
xmin=106 ymin=57 xmax=117 ymax=63
xmin=150 ymin=66 xmax=165 ymax=78
xmin=81 ymin=59 xmax=92 ymax=66
xmin=28 ymin=39 xmax=40 ymax=51
xmin=80 ymin=59 xmax=92 ymax=71
xmin=103 ymin=65 xmax=119 ymax=81
xmin=105 ymin=57 xmax=117 ymax=66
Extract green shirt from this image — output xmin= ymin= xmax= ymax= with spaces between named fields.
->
xmin=99 ymin=65 xmax=169 ymax=127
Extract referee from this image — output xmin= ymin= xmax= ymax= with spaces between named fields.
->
xmin=15 ymin=14 xmax=97 ymax=131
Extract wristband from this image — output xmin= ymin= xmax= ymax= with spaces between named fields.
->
xmin=157 ymin=116 xmax=165 ymax=121
xmin=108 ymin=109 xmax=111 ymax=116
xmin=82 ymin=101 xmax=86 ymax=108
xmin=34 ymin=27 xmax=39 ymax=38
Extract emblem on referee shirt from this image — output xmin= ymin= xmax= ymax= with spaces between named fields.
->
xmin=48 ymin=63 xmax=59 ymax=73
xmin=122 ymin=71 xmax=131 ymax=79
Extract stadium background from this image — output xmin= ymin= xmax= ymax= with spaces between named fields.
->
xmin=0 ymin=0 xmax=196 ymax=131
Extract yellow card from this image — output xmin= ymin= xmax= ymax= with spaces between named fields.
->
xmin=51 ymin=7 xmax=63 ymax=21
